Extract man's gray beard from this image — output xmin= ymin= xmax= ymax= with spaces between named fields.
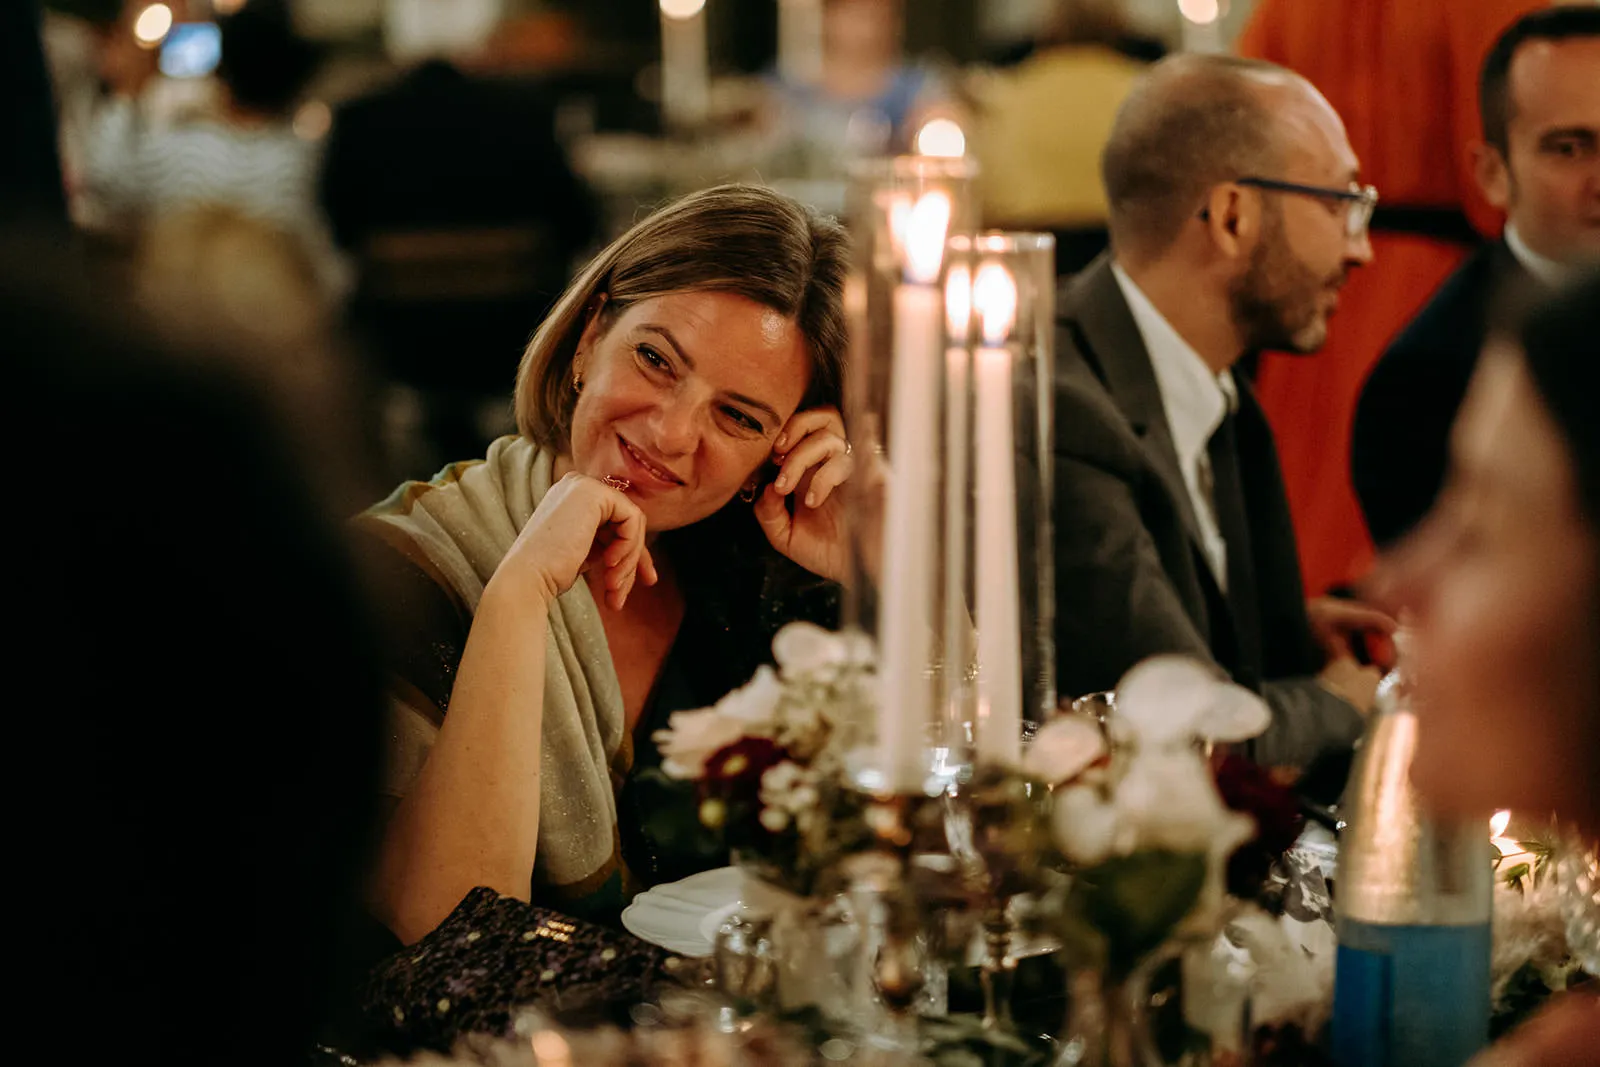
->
xmin=1228 ymin=212 xmax=1330 ymax=355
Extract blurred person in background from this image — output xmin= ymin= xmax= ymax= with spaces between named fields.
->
xmin=1 ymin=0 xmax=68 ymax=229
xmin=136 ymin=204 xmax=386 ymax=516
xmin=763 ymin=0 xmax=947 ymax=169
xmin=1354 ymin=7 xmax=1600 ymax=548
xmin=1236 ymin=0 xmax=1545 ymax=598
xmin=82 ymin=0 xmax=337 ymax=283
xmin=1372 ymin=271 xmax=1600 ymax=1067
xmin=356 ymin=185 xmax=853 ymax=944
xmin=320 ymin=0 xmax=599 ymax=479
xmin=7 ymin=231 xmax=388 ymax=1065
xmin=968 ymin=0 xmax=1151 ymax=276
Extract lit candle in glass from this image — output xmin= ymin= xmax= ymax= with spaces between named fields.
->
xmin=972 ymin=261 xmax=1021 ymax=765
xmin=878 ymin=189 xmax=951 ymax=793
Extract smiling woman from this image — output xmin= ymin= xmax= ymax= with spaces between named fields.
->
xmin=353 ymin=185 xmax=852 ymax=945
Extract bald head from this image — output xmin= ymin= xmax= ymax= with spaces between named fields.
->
xmin=1102 ymin=54 xmax=1325 ymax=260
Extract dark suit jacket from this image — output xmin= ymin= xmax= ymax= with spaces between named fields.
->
xmin=1351 ymin=241 xmax=1530 ymax=545
xmin=1052 ymin=256 xmax=1364 ymax=766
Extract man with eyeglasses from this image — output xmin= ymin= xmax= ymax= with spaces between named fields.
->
xmin=1052 ymin=53 xmax=1393 ymax=771
xmin=1352 ymin=6 xmax=1600 ymax=548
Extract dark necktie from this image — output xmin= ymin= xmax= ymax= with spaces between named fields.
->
xmin=1207 ymin=411 xmax=1264 ymax=689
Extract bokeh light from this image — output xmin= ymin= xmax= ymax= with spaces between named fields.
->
xmin=659 ymin=0 xmax=707 ymax=20
xmin=293 ymin=101 xmax=333 ymax=142
xmin=133 ymin=3 xmax=175 ymax=47
xmin=915 ymin=117 xmax=966 ymax=159
xmin=1178 ymin=0 xmax=1221 ymax=26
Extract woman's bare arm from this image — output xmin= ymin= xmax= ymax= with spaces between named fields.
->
xmin=369 ymin=473 xmax=655 ymax=944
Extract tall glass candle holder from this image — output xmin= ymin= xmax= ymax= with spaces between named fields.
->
xmin=840 ymin=156 xmax=978 ymax=795
xmin=945 ymin=233 xmax=1055 ymax=770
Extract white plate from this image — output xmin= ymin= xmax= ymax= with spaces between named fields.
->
xmin=621 ymin=866 xmax=745 ymax=957
xmin=622 ymin=866 xmax=1062 ymax=964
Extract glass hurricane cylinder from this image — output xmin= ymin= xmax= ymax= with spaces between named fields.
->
xmin=945 ymin=232 xmax=1056 ymax=773
xmin=837 ymin=155 xmax=1053 ymax=792
xmin=839 ymin=156 xmax=977 ymax=795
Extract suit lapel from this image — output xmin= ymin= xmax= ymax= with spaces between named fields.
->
xmin=1061 ymin=256 xmax=1209 ymax=556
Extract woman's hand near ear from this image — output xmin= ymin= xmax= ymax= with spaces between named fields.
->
xmin=754 ymin=405 xmax=858 ymax=582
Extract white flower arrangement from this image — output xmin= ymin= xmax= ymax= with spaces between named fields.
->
xmin=1043 ymin=656 xmax=1273 ymax=974
xmin=1048 ymin=656 xmax=1266 ymax=869
xmin=649 ymin=623 xmax=876 ymax=894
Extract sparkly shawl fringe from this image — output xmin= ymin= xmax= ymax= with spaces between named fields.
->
xmin=361 ymin=435 xmax=626 ymax=905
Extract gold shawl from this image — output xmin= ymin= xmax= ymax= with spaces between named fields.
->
xmin=360 ymin=435 xmax=628 ymax=906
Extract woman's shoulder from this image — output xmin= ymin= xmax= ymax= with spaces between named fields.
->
xmin=350 ymin=508 xmax=475 ymax=717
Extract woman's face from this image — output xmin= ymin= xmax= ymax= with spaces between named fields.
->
xmin=1374 ymin=343 xmax=1600 ymax=825
xmin=567 ymin=290 xmax=812 ymax=532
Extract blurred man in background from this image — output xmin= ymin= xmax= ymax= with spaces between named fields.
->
xmin=1237 ymin=0 xmax=1544 ymax=595
xmin=970 ymin=0 xmax=1153 ymax=275
xmin=81 ymin=0 xmax=333 ymax=276
xmin=1353 ymin=6 xmax=1600 ymax=547
xmin=320 ymin=0 xmax=598 ymax=476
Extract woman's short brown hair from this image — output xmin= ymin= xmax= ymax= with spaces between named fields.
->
xmin=515 ymin=183 xmax=850 ymax=448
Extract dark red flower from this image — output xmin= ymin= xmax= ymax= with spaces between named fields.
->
xmin=1213 ymin=752 xmax=1305 ymax=899
xmin=700 ymin=737 xmax=789 ymax=801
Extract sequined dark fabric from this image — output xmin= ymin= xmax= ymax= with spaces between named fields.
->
xmin=359 ymin=887 xmax=690 ymax=1056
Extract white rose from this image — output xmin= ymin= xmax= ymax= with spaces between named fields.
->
xmin=1052 ymin=784 xmax=1122 ymax=866
xmin=772 ymin=622 xmax=873 ymax=680
xmin=1109 ymin=655 xmax=1271 ymax=747
xmin=1113 ymin=750 xmax=1251 ymax=856
xmin=1110 ymin=656 xmax=1227 ymax=747
xmin=1192 ymin=682 xmax=1272 ymax=743
xmin=653 ymin=709 xmax=748 ymax=778
xmin=1023 ymin=715 xmax=1107 ymax=784
xmin=714 ymin=665 xmax=783 ymax=723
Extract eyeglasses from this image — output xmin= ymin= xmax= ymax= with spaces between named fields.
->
xmin=1235 ymin=177 xmax=1380 ymax=240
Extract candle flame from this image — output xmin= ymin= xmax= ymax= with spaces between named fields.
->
xmin=660 ymin=0 xmax=707 ymax=19
xmin=1179 ymin=0 xmax=1221 ymax=26
xmin=886 ymin=193 xmax=912 ymax=251
xmin=945 ymin=264 xmax=972 ymax=338
xmin=972 ymin=262 xmax=1018 ymax=345
xmin=1489 ymin=809 xmax=1527 ymax=857
xmin=902 ymin=191 xmax=952 ymax=285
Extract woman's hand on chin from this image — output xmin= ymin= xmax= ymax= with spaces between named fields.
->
xmin=754 ymin=405 xmax=860 ymax=583
xmin=497 ymin=471 xmax=658 ymax=611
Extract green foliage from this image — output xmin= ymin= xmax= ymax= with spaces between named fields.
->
xmin=1495 ymin=836 xmax=1556 ymax=894
xmin=1053 ymin=851 xmax=1208 ymax=981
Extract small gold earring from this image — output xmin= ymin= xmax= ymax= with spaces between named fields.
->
xmin=739 ymin=483 xmax=758 ymax=503
xmin=572 ymin=371 xmax=583 ymax=393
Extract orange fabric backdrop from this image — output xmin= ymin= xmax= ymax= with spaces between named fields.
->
xmin=1237 ymin=0 xmax=1547 ymax=594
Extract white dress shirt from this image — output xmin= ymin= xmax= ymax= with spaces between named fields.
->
xmin=1504 ymin=223 xmax=1573 ymax=289
xmin=1110 ymin=262 xmax=1238 ymax=590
